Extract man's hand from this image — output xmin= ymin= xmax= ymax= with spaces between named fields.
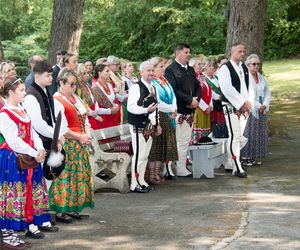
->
xmin=147 ymin=103 xmax=158 ymax=113
xmin=241 ymin=100 xmax=252 ymax=112
xmin=190 ymin=97 xmax=199 ymax=108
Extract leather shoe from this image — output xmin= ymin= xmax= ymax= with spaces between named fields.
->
xmin=130 ymin=186 xmax=149 ymax=193
xmin=234 ymin=171 xmax=247 ymax=178
xmin=142 ymin=185 xmax=154 ymax=191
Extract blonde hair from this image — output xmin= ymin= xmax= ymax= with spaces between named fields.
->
xmin=0 ymin=61 xmax=16 ymax=78
xmin=95 ymin=57 xmax=107 ymax=66
xmin=57 ymin=68 xmax=78 ymax=84
xmin=77 ymin=63 xmax=89 ymax=82
xmin=149 ymin=57 xmax=164 ymax=68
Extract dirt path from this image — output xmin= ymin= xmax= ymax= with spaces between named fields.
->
xmin=26 ymin=99 xmax=300 ymax=250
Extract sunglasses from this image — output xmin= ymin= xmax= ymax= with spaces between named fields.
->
xmin=251 ymin=63 xmax=260 ymax=66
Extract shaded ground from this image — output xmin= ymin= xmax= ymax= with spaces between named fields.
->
xmin=23 ymin=99 xmax=300 ymax=250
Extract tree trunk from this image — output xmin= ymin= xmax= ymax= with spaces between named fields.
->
xmin=48 ymin=0 xmax=85 ymax=65
xmin=226 ymin=0 xmax=267 ymax=63
xmin=0 ymin=38 xmax=4 ymax=60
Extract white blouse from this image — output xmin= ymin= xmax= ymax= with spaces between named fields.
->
xmin=0 ymin=104 xmax=44 ymax=157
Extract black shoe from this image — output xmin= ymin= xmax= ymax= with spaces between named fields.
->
xmin=38 ymin=225 xmax=59 ymax=232
xmin=55 ymin=213 xmax=73 ymax=223
xmin=50 ymin=213 xmax=57 ymax=226
xmin=65 ymin=212 xmax=90 ymax=220
xmin=234 ymin=171 xmax=247 ymax=178
xmin=130 ymin=186 xmax=149 ymax=193
xmin=142 ymin=185 xmax=154 ymax=191
xmin=164 ymin=172 xmax=173 ymax=180
xmin=25 ymin=230 xmax=45 ymax=239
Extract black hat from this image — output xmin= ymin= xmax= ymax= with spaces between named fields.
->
xmin=196 ymin=136 xmax=216 ymax=145
xmin=43 ymin=149 xmax=66 ymax=180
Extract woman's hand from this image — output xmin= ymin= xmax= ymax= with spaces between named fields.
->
xmin=79 ymin=133 xmax=92 ymax=145
xmin=111 ymin=104 xmax=119 ymax=114
xmin=35 ymin=149 xmax=46 ymax=163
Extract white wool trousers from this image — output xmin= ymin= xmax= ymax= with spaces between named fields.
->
xmin=223 ymin=105 xmax=248 ymax=173
xmin=130 ymin=125 xmax=153 ymax=190
xmin=175 ymin=118 xmax=193 ymax=170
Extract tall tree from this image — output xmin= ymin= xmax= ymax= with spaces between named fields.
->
xmin=0 ymin=38 xmax=4 ymax=60
xmin=226 ymin=0 xmax=267 ymax=61
xmin=48 ymin=0 xmax=85 ymax=65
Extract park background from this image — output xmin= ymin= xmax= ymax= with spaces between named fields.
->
xmin=0 ymin=0 xmax=299 ymax=91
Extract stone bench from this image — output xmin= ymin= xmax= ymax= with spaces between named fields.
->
xmin=188 ymin=138 xmax=227 ymax=178
xmin=90 ymin=124 xmax=131 ymax=193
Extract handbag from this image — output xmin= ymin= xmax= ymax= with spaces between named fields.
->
xmin=113 ymin=140 xmax=133 ymax=155
xmin=16 ymin=154 xmax=39 ymax=169
xmin=212 ymin=121 xmax=229 ymax=138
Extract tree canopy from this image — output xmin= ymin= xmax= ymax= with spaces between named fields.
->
xmin=0 ymin=0 xmax=299 ymax=76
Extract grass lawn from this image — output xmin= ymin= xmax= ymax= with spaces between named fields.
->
xmin=263 ymin=58 xmax=300 ymax=99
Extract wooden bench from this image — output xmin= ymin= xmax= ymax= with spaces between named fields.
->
xmin=188 ymin=138 xmax=227 ymax=178
xmin=90 ymin=124 xmax=131 ymax=193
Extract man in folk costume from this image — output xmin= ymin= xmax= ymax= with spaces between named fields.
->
xmin=127 ymin=61 xmax=162 ymax=193
xmin=24 ymin=61 xmax=67 ymax=223
xmin=164 ymin=43 xmax=201 ymax=176
xmin=218 ymin=42 xmax=254 ymax=178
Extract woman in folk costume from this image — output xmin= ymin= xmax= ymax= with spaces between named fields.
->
xmin=241 ymin=54 xmax=271 ymax=165
xmin=49 ymin=69 xmax=94 ymax=222
xmin=148 ymin=57 xmax=178 ymax=182
xmin=203 ymin=59 xmax=226 ymax=130
xmin=90 ymin=64 xmax=125 ymax=130
xmin=190 ymin=58 xmax=213 ymax=144
xmin=0 ymin=78 xmax=57 ymax=248
xmin=76 ymin=64 xmax=103 ymax=123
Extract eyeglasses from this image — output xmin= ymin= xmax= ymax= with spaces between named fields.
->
xmin=251 ymin=63 xmax=260 ymax=66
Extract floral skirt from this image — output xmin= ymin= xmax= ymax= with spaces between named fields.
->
xmin=241 ymin=112 xmax=269 ymax=158
xmin=191 ymin=107 xmax=211 ymax=144
xmin=49 ymin=139 xmax=94 ymax=213
xmin=148 ymin=112 xmax=178 ymax=162
xmin=0 ymin=149 xmax=50 ymax=231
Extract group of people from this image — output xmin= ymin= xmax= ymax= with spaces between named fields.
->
xmin=0 ymin=41 xmax=271 ymax=249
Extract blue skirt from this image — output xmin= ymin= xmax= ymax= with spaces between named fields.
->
xmin=0 ymin=149 xmax=50 ymax=231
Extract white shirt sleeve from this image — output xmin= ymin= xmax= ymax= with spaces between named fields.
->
xmin=218 ymin=65 xmax=245 ymax=110
xmin=261 ymin=74 xmax=272 ymax=112
xmin=23 ymin=95 xmax=54 ymax=139
xmin=0 ymin=113 xmax=39 ymax=157
xmin=94 ymin=101 xmax=111 ymax=115
xmin=31 ymin=127 xmax=44 ymax=151
xmin=127 ymin=84 xmax=148 ymax=114
xmin=116 ymin=93 xmax=125 ymax=103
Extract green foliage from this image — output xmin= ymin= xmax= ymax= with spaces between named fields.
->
xmin=0 ymin=0 xmax=299 ymax=70
xmin=80 ymin=0 xmax=227 ymax=62
xmin=264 ymin=0 xmax=300 ymax=59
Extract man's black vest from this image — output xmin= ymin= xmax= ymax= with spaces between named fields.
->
xmin=26 ymin=82 xmax=55 ymax=150
xmin=221 ymin=61 xmax=249 ymax=103
xmin=127 ymin=81 xmax=150 ymax=128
